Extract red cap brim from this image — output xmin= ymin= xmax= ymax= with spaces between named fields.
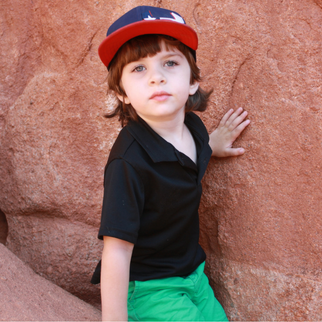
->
xmin=98 ymin=20 xmax=198 ymax=67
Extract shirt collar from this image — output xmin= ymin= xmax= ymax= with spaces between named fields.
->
xmin=126 ymin=116 xmax=178 ymax=163
xmin=126 ymin=112 xmax=212 ymax=179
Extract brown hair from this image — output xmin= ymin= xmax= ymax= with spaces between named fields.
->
xmin=105 ymin=34 xmax=213 ymax=126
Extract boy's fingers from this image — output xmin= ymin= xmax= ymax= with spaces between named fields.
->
xmin=234 ymin=119 xmax=250 ymax=135
xmin=220 ymin=109 xmax=234 ymax=125
xmin=225 ymin=147 xmax=245 ymax=157
xmin=229 ymin=111 xmax=248 ymax=129
xmin=226 ymin=107 xmax=245 ymax=127
xmin=228 ymin=119 xmax=250 ymax=144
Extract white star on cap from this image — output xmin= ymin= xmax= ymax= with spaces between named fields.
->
xmin=144 ymin=15 xmax=157 ymax=20
xmin=160 ymin=13 xmax=184 ymax=24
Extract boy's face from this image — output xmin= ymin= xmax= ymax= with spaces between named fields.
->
xmin=117 ymin=42 xmax=199 ymax=124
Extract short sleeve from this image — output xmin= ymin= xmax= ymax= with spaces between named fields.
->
xmin=98 ymin=158 xmax=145 ymax=244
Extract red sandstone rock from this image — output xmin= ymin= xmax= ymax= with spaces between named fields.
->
xmin=0 ymin=0 xmax=321 ymax=320
xmin=0 ymin=244 xmax=101 ymax=321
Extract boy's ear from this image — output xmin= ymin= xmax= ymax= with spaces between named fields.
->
xmin=189 ymin=82 xmax=199 ymax=96
xmin=116 ymin=93 xmax=131 ymax=105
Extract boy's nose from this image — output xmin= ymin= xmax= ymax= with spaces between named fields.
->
xmin=148 ymin=68 xmax=166 ymax=85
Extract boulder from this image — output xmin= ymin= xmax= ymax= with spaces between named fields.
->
xmin=0 ymin=244 xmax=101 ymax=321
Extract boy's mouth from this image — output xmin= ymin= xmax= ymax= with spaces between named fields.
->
xmin=150 ymin=91 xmax=171 ymax=101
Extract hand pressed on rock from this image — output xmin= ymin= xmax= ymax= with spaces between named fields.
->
xmin=209 ymin=107 xmax=250 ymax=158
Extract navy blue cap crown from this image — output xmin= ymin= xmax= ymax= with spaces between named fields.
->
xmin=107 ymin=6 xmax=186 ymax=36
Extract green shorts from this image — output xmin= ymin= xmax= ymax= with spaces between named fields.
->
xmin=127 ymin=262 xmax=228 ymax=321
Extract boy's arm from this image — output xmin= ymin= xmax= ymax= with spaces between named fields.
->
xmin=209 ymin=107 xmax=250 ymax=157
xmin=101 ymin=236 xmax=134 ymax=321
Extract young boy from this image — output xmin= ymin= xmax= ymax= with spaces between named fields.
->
xmin=92 ymin=5 xmax=250 ymax=321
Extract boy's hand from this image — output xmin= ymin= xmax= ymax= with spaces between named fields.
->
xmin=209 ymin=107 xmax=250 ymax=157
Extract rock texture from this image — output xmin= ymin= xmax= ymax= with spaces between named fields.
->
xmin=0 ymin=0 xmax=321 ymax=320
xmin=0 ymin=244 xmax=101 ymax=321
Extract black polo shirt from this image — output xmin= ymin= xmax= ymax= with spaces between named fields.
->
xmin=92 ymin=112 xmax=212 ymax=283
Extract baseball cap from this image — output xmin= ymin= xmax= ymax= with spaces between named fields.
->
xmin=98 ymin=6 xmax=198 ymax=68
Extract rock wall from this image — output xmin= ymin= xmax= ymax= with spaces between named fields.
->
xmin=0 ymin=0 xmax=321 ymax=320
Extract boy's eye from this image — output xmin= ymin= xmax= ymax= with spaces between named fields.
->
xmin=132 ymin=65 xmax=145 ymax=72
xmin=165 ymin=60 xmax=178 ymax=67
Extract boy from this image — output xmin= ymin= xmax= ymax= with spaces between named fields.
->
xmin=92 ymin=5 xmax=250 ymax=321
